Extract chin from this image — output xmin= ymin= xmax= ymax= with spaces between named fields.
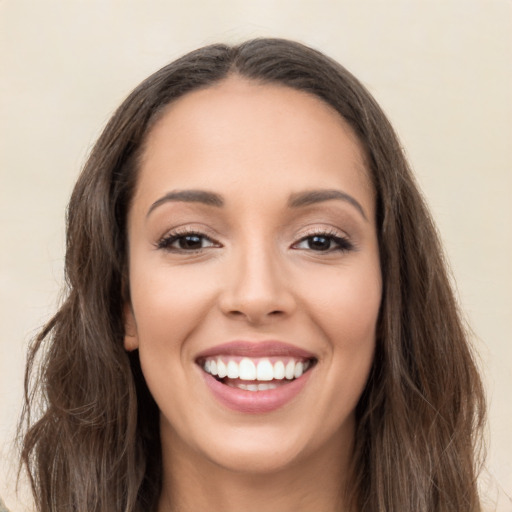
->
xmin=207 ymin=436 xmax=307 ymax=475
xmin=161 ymin=409 xmax=354 ymax=478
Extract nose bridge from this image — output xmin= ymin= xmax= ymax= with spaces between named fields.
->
xmin=220 ymin=236 xmax=294 ymax=323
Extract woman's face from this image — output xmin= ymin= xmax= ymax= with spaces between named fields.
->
xmin=125 ymin=77 xmax=382 ymax=474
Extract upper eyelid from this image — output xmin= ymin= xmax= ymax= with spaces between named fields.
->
xmin=296 ymin=226 xmax=345 ymax=236
xmin=293 ymin=225 xmax=350 ymax=241
xmin=158 ymin=224 xmax=220 ymax=240
xmin=158 ymin=225 xmax=348 ymax=239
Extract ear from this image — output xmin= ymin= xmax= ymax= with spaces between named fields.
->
xmin=123 ymin=302 xmax=139 ymax=351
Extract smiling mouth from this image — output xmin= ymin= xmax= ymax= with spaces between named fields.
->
xmin=198 ymin=356 xmax=317 ymax=391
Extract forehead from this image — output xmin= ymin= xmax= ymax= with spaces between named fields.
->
xmin=134 ymin=76 xmax=374 ymax=216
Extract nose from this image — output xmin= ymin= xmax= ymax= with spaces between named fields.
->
xmin=218 ymin=242 xmax=296 ymax=325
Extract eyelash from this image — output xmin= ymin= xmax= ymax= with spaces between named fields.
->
xmin=293 ymin=229 xmax=354 ymax=253
xmin=156 ymin=228 xmax=219 ymax=253
xmin=156 ymin=228 xmax=354 ymax=254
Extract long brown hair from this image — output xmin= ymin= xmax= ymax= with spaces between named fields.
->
xmin=19 ymin=38 xmax=486 ymax=511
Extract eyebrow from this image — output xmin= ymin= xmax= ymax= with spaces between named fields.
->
xmin=288 ymin=189 xmax=368 ymax=221
xmin=147 ymin=189 xmax=224 ymax=217
xmin=147 ymin=188 xmax=367 ymax=221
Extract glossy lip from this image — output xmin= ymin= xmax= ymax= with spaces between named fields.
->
xmin=196 ymin=340 xmax=317 ymax=414
xmin=195 ymin=340 xmax=316 ymax=360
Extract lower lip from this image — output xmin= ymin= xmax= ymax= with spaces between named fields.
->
xmin=201 ymin=369 xmax=313 ymax=413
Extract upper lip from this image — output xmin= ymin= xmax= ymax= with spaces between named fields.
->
xmin=195 ymin=340 xmax=316 ymax=360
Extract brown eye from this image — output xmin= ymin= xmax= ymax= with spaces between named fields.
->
xmin=293 ymin=233 xmax=354 ymax=253
xmin=157 ymin=232 xmax=219 ymax=252
xmin=177 ymin=235 xmax=204 ymax=250
xmin=307 ymin=235 xmax=332 ymax=251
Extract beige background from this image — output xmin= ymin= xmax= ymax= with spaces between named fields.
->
xmin=1 ymin=1 xmax=511 ymax=510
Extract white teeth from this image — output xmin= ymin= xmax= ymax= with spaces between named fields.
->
xmin=227 ymin=382 xmax=279 ymax=391
xmin=239 ymin=358 xmax=256 ymax=380
xmin=256 ymin=359 xmax=274 ymax=381
xmin=256 ymin=383 xmax=276 ymax=391
xmin=202 ymin=356 xmax=313 ymax=382
xmin=273 ymin=360 xmax=285 ymax=380
xmin=293 ymin=361 xmax=304 ymax=379
xmin=217 ymin=360 xmax=227 ymax=378
xmin=285 ymin=360 xmax=295 ymax=380
xmin=226 ymin=360 xmax=239 ymax=379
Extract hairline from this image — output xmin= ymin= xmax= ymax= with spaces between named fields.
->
xmin=133 ymin=71 xmax=375 ymax=217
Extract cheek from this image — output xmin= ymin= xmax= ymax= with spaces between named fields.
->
xmin=301 ymin=258 xmax=382 ymax=343
xmin=130 ymin=262 xmax=217 ymax=345
xmin=299 ymin=259 xmax=381 ymax=406
xmin=130 ymin=266 xmax=216 ymax=413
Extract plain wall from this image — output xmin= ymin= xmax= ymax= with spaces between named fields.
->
xmin=1 ymin=1 xmax=511 ymax=509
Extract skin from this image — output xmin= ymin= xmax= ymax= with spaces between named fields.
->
xmin=124 ymin=76 xmax=382 ymax=512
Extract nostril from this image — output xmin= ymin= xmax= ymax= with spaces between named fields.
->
xmin=218 ymin=274 xmax=297 ymax=322
xmin=225 ymin=308 xmax=285 ymax=324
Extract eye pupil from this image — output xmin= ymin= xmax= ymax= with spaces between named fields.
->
xmin=308 ymin=236 xmax=331 ymax=251
xmin=179 ymin=235 xmax=202 ymax=249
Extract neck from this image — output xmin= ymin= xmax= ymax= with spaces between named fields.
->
xmin=157 ymin=426 xmax=354 ymax=512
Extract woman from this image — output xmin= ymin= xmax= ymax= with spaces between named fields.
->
xmin=19 ymin=38 xmax=486 ymax=511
